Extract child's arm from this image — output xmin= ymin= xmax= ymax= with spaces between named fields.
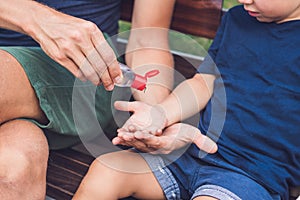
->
xmin=158 ymin=73 xmax=215 ymax=126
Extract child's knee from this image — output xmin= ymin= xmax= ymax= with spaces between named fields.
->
xmin=86 ymin=152 xmax=135 ymax=184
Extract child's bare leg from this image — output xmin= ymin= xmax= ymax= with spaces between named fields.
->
xmin=73 ymin=150 xmax=165 ymax=200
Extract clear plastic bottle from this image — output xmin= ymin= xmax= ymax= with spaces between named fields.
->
xmin=116 ymin=63 xmax=159 ymax=91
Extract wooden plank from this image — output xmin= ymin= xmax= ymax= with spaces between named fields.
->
xmin=50 ymin=148 xmax=94 ymax=166
xmin=46 ymin=149 xmax=93 ymax=199
xmin=46 ymin=167 xmax=80 ymax=199
xmin=171 ymin=0 xmax=223 ymax=38
xmin=46 ymin=183 xmax=73 ymax=200
xmin=174 ymin=55 xmax=199 ymax=79
xmin=120 ymin=0 xmax=223 ymax=39
xmin=120 ymin=0 xmax=134 ymax=22
xmin=48 ymin=154 xmax=88 ymax=176
xmin=47 ymin=148 xmax=138 ymax=199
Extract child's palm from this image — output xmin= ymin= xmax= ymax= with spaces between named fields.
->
xmin=114 ymin=101 xmax=167 ymax=135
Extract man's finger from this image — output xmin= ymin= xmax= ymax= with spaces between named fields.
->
xmin=112 ymin=137 xmax=124 ymax=145
xmin=91 ymin=31 xmax=121 ymax=83
xmin=134 ymin=131 xmax=163 ymax=149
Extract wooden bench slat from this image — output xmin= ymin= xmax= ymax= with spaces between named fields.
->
xmin=174 ymin=55 xmax=199 ymax=78
xmin=171 ymin=0 xmax=223 ymax=39
xmin=120 ymin=0 xmax=223 ymax=39
xmin=46 ymin=167 xmax=79 ymax=199
xmin=46 ymin=183 xmax=73 ymax=200
xmin=47 ymin=149 xmax=94 ymax=199
xmin=48 ymin=155 xmax=88 ymax=176
xmin=50 ymin=148 xmax=94 ymax=165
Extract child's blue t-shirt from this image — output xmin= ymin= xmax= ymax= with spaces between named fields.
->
xmin=198 ymin=5 xmax=300 ymax=199
xmin=0 ymin=0 xmax=121 ymax=46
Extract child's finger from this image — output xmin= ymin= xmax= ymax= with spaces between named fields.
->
xmin=193 ymin=134 xmax=218 ymax=154
xmin=114 ymin=101 xmax=140 ymax=112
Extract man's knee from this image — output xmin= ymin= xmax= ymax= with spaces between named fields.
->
xmin=0 ymin=120 xmax=49 ymax=199
xmin=0 ymin=149 xmax=48 ymax=180
xmin=0 ymin=148 xmax=48 ymax=199
xmin=0 ymin=120 xmax=49 ymax=183
xmin=0 ymin=148 xmax=32 ymax=182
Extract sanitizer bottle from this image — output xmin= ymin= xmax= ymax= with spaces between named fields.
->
xmin=116 ymin=63 xmax=159 ymax=91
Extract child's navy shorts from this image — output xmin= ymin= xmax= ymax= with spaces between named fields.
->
xmin=141 ymin=144 xmax=281 ymax=200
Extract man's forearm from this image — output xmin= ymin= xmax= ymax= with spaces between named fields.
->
xmin=0 ymin=0 xmax=40 ymax=34
xmin=126 ymin=47 xmax=174 ymax=105
xmin=126 ymin=0 xmax=175 ymax=105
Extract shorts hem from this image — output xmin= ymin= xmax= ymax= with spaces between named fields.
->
xmin=192 ymin=184 xmax=242 ymax=200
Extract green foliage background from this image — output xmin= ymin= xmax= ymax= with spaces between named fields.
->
xmin=223 ymin=0 xmax=240 ymax=9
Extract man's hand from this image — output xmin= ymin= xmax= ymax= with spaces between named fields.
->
xmin=29 ymin=3 xmax=122 ymax=89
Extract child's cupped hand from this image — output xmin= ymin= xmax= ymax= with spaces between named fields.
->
xmin=112 ymin=100 xmax=218 ymax=154
xmin=113 ymin=122 xmax=218 ymax=154
xmin=112 ymin=100 xmax=167 ymax=145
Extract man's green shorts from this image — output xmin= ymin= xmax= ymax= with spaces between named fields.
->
xmin=1 ymin=46 xmax=123 ymax=149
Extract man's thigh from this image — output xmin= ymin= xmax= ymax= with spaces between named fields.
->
xmin=0 ymin=49 xmax=46 ymax=124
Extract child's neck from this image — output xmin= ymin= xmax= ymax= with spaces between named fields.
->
xmin=277 ymin=8 xmax=300 ymax=23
